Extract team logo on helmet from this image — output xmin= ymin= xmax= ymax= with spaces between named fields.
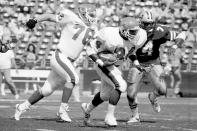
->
xmin=139 ymin=10 xmax=155 ymax=32
xmin=120 ymin=17 xmax=139 ymax=41
xmin=77 ymin=4 xmax=97 ymax=26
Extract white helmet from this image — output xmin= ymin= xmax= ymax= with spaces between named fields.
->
xmin=77 ymin=4 xmax=97 ymax=26
xmin=139 ymin=10 xmax=156 ymax=32
xmin=119 ymin=17 xmax=140 ymax=41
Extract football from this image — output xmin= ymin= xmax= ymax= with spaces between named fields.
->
xmin=98 ymin=51 xmax=117 ymax=66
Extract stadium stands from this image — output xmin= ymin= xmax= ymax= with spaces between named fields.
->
xmin=0 ymin=0 xmax=196 ymax=72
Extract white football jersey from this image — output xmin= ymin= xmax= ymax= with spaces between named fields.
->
xmin=87 ymin=27 xmax=147 ymax=57
xmin=56 ymin=9 xmax=95 ymax=60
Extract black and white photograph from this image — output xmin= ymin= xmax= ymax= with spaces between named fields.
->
xmin=0 ymin=0 xmax=196 ymax=130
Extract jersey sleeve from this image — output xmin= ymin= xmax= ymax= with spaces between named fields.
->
xmin=135 ymin=28 xmax=147 ymax=49
xmin=55 ymin=9 xmax=77 ymax=23
xmin=162 ymin=26 xmax=179 ymax=41
xmin=86 ymin=29 xmax=106 ymax=56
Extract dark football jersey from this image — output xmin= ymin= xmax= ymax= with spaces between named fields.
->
xmin=136 ymin=24 xmax=178 ymax=63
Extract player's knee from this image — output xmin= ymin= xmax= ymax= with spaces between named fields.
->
xmin=157 ymin=85 xmax=167 ymax=96
xmin=65 ymin=82 xmax=74 ymax=89
xmin=75 ymin=76 xmax=79 ymax=84
xmin=118 ymin=80 xmax=127 ymax=93
xmin=100 ymin=93 xmax=110 ymax=101
xmin=71 ymin=76 xmax=79 ymax=86
xmin=40 ymin=81 xmax=54 ymax=97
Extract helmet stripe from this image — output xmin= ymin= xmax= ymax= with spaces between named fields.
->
xmin=170 ymin=31 xmax=176 ymax=41
xmin=145 ymin=11 xmax=150 ymax=20
xmin=149 ymin=11 xmax=152 ymax=20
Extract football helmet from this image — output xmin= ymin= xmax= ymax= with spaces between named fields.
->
xmin=77 ymin=4 xmax=97 ymax=26
xmin=139 ymin=10 xmax=155 ymax=32
xmin=119 ymin=17 xmax=139 ymax=41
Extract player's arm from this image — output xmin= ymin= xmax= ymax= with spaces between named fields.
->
xmin=25 ymin=14 xmax=57 ymax=30
xmin=165 ymin=27 xmax=186 ymax=47
xmin=35 ymin=14 xmax=57 ymax=23
xmin=134 ymin=28 xmax=147 ymax=49
xmin=86 ymin=37 xmax=105 ymax=67
xmin=127 ymin=28 xmax=147 ymax=67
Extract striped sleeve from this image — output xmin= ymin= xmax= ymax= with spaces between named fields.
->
xmin=169 ymin=31 xmax=177 ymax=41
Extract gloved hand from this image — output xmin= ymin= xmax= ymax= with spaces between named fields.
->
xmin=26 ymin=19 xmax=37 ymax=30
xmin=0 ymin=44 xmax=10 ymax=53
xmin=135 ymin=64 xmax=146 ymax=72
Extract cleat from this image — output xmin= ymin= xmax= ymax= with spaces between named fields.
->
xmin=127 ymin=114 xmax=140 ymax=124
xmin=57 ymin=105 xmax=71 ymax=122
xmin=15 ymin=94 xmax=19 ymax=100
xmin=81 ymin=103 xmax=91 ymax=125
xmin=14 ymin=104 xmax=27 ymax=121
xmin=174 ymin=87 xmax=180 ymax=95
xmin=104 ymin=115 xmax=117 ymax=127
xmin=148 ymin=93 xmax=161 ymax=113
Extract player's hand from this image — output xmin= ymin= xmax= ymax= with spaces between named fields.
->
xmin=135 ymin=65 xmax=146 ymax=72
xmin=125 ymin=47 xmax=135 ymax=59
xmin=0 ymin=44 xmax=10 ymax=53
xmin=26 ymin=19 xmax=37 ymax=30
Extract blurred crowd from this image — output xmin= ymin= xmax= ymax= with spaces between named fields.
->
xmin=0 ymin=0 xmax=197 ymax=71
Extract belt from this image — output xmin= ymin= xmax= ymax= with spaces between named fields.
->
xmin=56 ymin=49 xmax=75 ymax=62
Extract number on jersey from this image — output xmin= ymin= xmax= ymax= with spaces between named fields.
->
xmin=72 ymin=24 xmax=95 ymax=45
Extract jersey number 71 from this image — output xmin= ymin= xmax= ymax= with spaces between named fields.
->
xmin=72 ymin=24 xmax=95 ymax=45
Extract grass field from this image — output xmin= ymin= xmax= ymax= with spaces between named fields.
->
xmin=0 ymin=92 xmax=197 ymax=131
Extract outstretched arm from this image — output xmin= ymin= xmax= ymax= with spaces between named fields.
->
xmin=35 ymin=14 xmax=57 ymax=23
xmin=26 ymin=14 xmax=57 ymax=30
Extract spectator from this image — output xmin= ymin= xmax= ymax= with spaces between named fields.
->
xmin=115 ymin=2 xmax=129 ymax=18
xmin=1 ymin=21 xmax=13 ymax=43
xmin=180 ymin=6 xmax=192 ymax=19
xmin=154 ymin=2 xmax=172 ymax=23
xmin=185 ymin=28 xmax=197 ymax=48
xmin=104 ymin=1 xmax=115 ymax=16
xmin=0 ymin=49 xmax=19 ymax=99
xmin=14 ymin=0 xmax=27 ymax=6
xmin=20 ymin=44 xmax=40 ymax=93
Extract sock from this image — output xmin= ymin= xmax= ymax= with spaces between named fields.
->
xmin=131 ymin=106 xmax=139 ymax=117
xmin=109 ymin=89 xmax=121 ymax=105
xmin=72 ymin=85 xmax=80 ymax=102
xmin=19 ymin=100 xmax=31 ymax=111
xmin=28 ymin=90 xmax=44 ymax=105
xmin=62 ymin=83 xmax=74 ymax=103
xmin=91 ymin=92 xmax=104 ymax=107
xmin=106 ymin=103 xmax=116 ymax=116
xmin=150 ymin=91 xmax=159 ymax=103
xmin=86 ymin=102 xmax=95 ymax=114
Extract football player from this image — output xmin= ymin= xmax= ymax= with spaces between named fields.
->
xmin=81 ymin=17 xmax=147 ymax=126
xmin=14 ymin=4 xmax=97 ymax=122
xmin=126 ymin=10 xmax=186 ymax=123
